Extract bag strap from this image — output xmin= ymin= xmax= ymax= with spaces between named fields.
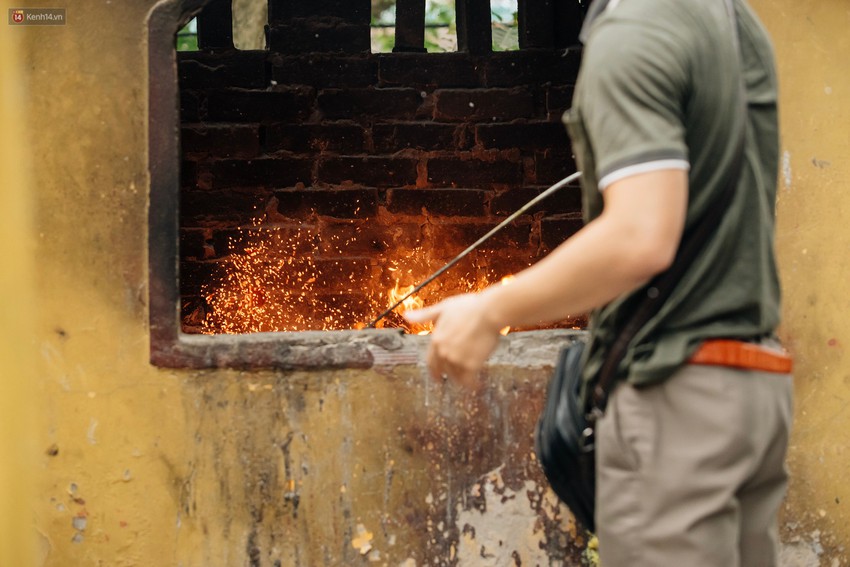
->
xmin=588 ymin=0 xmax=747 ymax=415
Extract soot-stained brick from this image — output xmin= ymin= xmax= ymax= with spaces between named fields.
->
xmin=546 ymin=85 xmax=575 ymax=117
xmin=268 ymin=23 xmax=371 ymax=54
xmin=182 ymin=125 xmax=260 ymax=158
xmin=206 ymin=89 xmax=313 ymax=123
xmin=265 ymin=123 xmax=366 ymax=154
xmin=372 ymin=122 xmax=464 ymax=152
xmin=178 ymin=51 xmax=266 ymax=90
xmin=433 ymin=88 xmax=534 ymax=122
xmin=534 ymin=151 xmax=578 ymax=185
xmin=181 ymin=189 xmax=272 ymax=226
xmin=318 ymin=88 xmax=424 ymax=120
xmin=541 ymin=217 xmax=584 ymax=249
xmin=210 ymin=158 xmax=313 ymax=189
xmin=275 ymin=188 xmax=378 ymax=219
xmin=476 ymin=122 xmax=569 ymax=150
xmin=427 ymin=158 xmax=523 ymax=188
xmin=491 ymin=185 xmax=582 ymax=216
xmin=378 ymin=54 xmax=483 ymax=88
xmin=270 ymin=54 xmax=379 ymax=88
xmin=483 ymin=50 xmax=581 ymax=88
xmin=387 ymin=188 xmax=489 ymax=217
xmin=318 ymin=156 xmax=418 ymax=187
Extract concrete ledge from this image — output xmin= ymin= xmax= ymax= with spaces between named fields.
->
xmin=153 ymin=328 xmax=586 ymax=370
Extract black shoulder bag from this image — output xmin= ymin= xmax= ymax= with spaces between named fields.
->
xmin=535 ymin=3 xmax=747 ymax=532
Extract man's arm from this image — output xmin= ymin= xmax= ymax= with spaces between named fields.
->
xmin=406 ymin=168 xmax=688 ymax=386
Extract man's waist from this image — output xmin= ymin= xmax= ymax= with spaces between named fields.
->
xmin=688 ymin=338 xmax=792 ymax=374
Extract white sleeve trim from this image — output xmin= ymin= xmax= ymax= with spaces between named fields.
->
xmin=598 ymin=159 xmax=690 ymax=190
xmin=606 ymin=0 xmax=623 ymax=12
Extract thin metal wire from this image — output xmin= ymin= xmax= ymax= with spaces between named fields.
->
xmin=365 ymin=170 xmax=582 ymax=329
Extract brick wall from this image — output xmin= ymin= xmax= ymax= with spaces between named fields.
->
xmin=178 ymin=43 xmax=584 ymax=332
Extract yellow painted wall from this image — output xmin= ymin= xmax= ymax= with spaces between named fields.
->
xmin=753 ymin=0 xmax=850 ymax=561
xmin=4 ymin=0 xmax=847 ymax=565
xmin=0 ymin=1 xmax=36 ymax=565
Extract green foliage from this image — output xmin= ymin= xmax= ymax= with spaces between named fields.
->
xmin=176 ymin=18 xmax=198 ymax=52
xmin=371 ymin=0 xmax=518 ymax=53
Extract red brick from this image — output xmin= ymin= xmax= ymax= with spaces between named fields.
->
xmin=482 ymin=50 xmax=581 ymax=88
xmin=180 ymin=229 xmax=208 ymax=260
xmin=378 ymin=54 xmax=483 ymax=88
xmin=318 ymin=156 xmax=418 ymax=187
xmin=310 ymin=293 xmax=375 ymax=326
xmin=387 ymin=188 xmax=489 ymax=217
xmin=210 ymin=158 xmax=313 ymax=189
xmin=181 ymin=160 xmax=198 ymax=188
xmin=270 ymin=54 xmax=379 ymax=88
xmin=311 ymin=258 xmax=377 ymax=289
xmin=318 ymin=221 xmax=398 ymax=255
xmin=179 ymin=260 xmax=225 ymax=296
xmin=206 ymin=88 xmax=313 ymax=123
xmin=180 ymin=90 xmax=204 ymax=122
xmin=211 ymin=226 xmax=319 ymax=258
xmin=541 ymin=216 xmax=584 ymax=249
xmin=268 ymin=22 xmax=371 ymax=54
xmin=275 ymin=188 xmax=379 ymax=219
xmin=546 ymin=85 xmax=574 ymax=117
xmin=427 ymin=157 xmax=523 ymax=188
xmin=181 ymin=189 xmax=272 ymax=226
xmin=181 ymin=125 xmax=260 ymax=158
xmin=269 ymin=0 xmax=370 ymax=24
xmin=318 ymin=88 xmax=424 ymax=119
xmin=473 ymin=222 xmax=536 ymax=252
xmin=534 ymin=150 xmax=578 ymax=185
xmin=476 ymin=122 xmax=568 ymax=150
xmin=264 ymin=123 xmax=365 ymax=153
xmin=491 ymin=185 xmax=582 ymax=216
xmin=178 ymin=51 xmax=267 ymax=90
xmin=433 ymin=88 xmax=534 ymax=122
xmin=372 ymin=122 xmax=465 ymax=152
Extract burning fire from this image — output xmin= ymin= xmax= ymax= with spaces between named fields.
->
xmin=190 ymin=217 xmax=516 ymax=335
xmin=385 ymin=282 xmax=430 ymax=334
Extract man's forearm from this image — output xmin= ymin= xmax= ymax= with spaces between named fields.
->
xmin=479 ymin=169 xmax=688 ymax=330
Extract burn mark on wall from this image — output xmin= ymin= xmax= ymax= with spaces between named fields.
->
xmin=165 ymin=332 xmax=586 ymax=565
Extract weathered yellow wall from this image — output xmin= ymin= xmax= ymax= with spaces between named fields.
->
xmin=19 ymin=7 xmax=583 ymax=566
xmin=0 ymin=0 xmax=37 ymax=564
xmin=753 ymin=0 xmax=850 ymax=562
xmin=8 ymin=0 xmax=848 ymax=565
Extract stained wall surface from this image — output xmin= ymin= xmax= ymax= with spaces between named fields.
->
xmin=754 ymin=0 xmax=850 ymax=563
xmin=3 ymin=0 xmax=847 ymax=566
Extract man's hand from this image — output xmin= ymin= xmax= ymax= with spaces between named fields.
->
xmin=404 ymin=291 xmax=503 ymax=389
xmin=405 ymin=169 xmax=687 ymax=389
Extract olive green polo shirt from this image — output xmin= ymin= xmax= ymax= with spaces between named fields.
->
xmin=567 ymin=0 xmax=782 ymax=386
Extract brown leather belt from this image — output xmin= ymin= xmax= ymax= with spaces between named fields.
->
xmin=688 ymin=339 xmax=793 ymax=374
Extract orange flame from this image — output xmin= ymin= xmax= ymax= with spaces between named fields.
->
xmin=386 ymin=282 xmax=431 ymax=335
xmin=190 ymin=215 xmax=531 ymax=335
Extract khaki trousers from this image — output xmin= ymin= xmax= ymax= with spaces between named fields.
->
xmin=596 ymin=364 xmax=793 ymax=567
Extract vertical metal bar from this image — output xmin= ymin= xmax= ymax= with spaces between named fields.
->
xmin=393 ymin=0 xmax=427 ymax=52
xmin=518 ymin=0 xmax=556 ymax=49
xmin=197 ymin=0 xmax=233 ymax=50
xmin=553 ymin=0 xmax=586 ymax=48
xmin=456 ymin=0 xmax=492 ymax=54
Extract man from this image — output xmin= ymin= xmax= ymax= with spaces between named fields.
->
xmin=406 ymin=0 xmax=793 ymax=565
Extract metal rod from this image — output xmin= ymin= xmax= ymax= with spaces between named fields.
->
xmin=365 ymin=170 xmax=582 ymax=328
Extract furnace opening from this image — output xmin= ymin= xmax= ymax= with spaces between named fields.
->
xmin=149 ymin=0 xmax=589 ymax=368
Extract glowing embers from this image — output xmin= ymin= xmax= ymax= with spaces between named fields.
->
xmin=190 ymin=217 xmax=515 ymax=335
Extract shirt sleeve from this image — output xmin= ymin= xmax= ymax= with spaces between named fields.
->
xmin=579 ymin=20 xmax=691 ymax=189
